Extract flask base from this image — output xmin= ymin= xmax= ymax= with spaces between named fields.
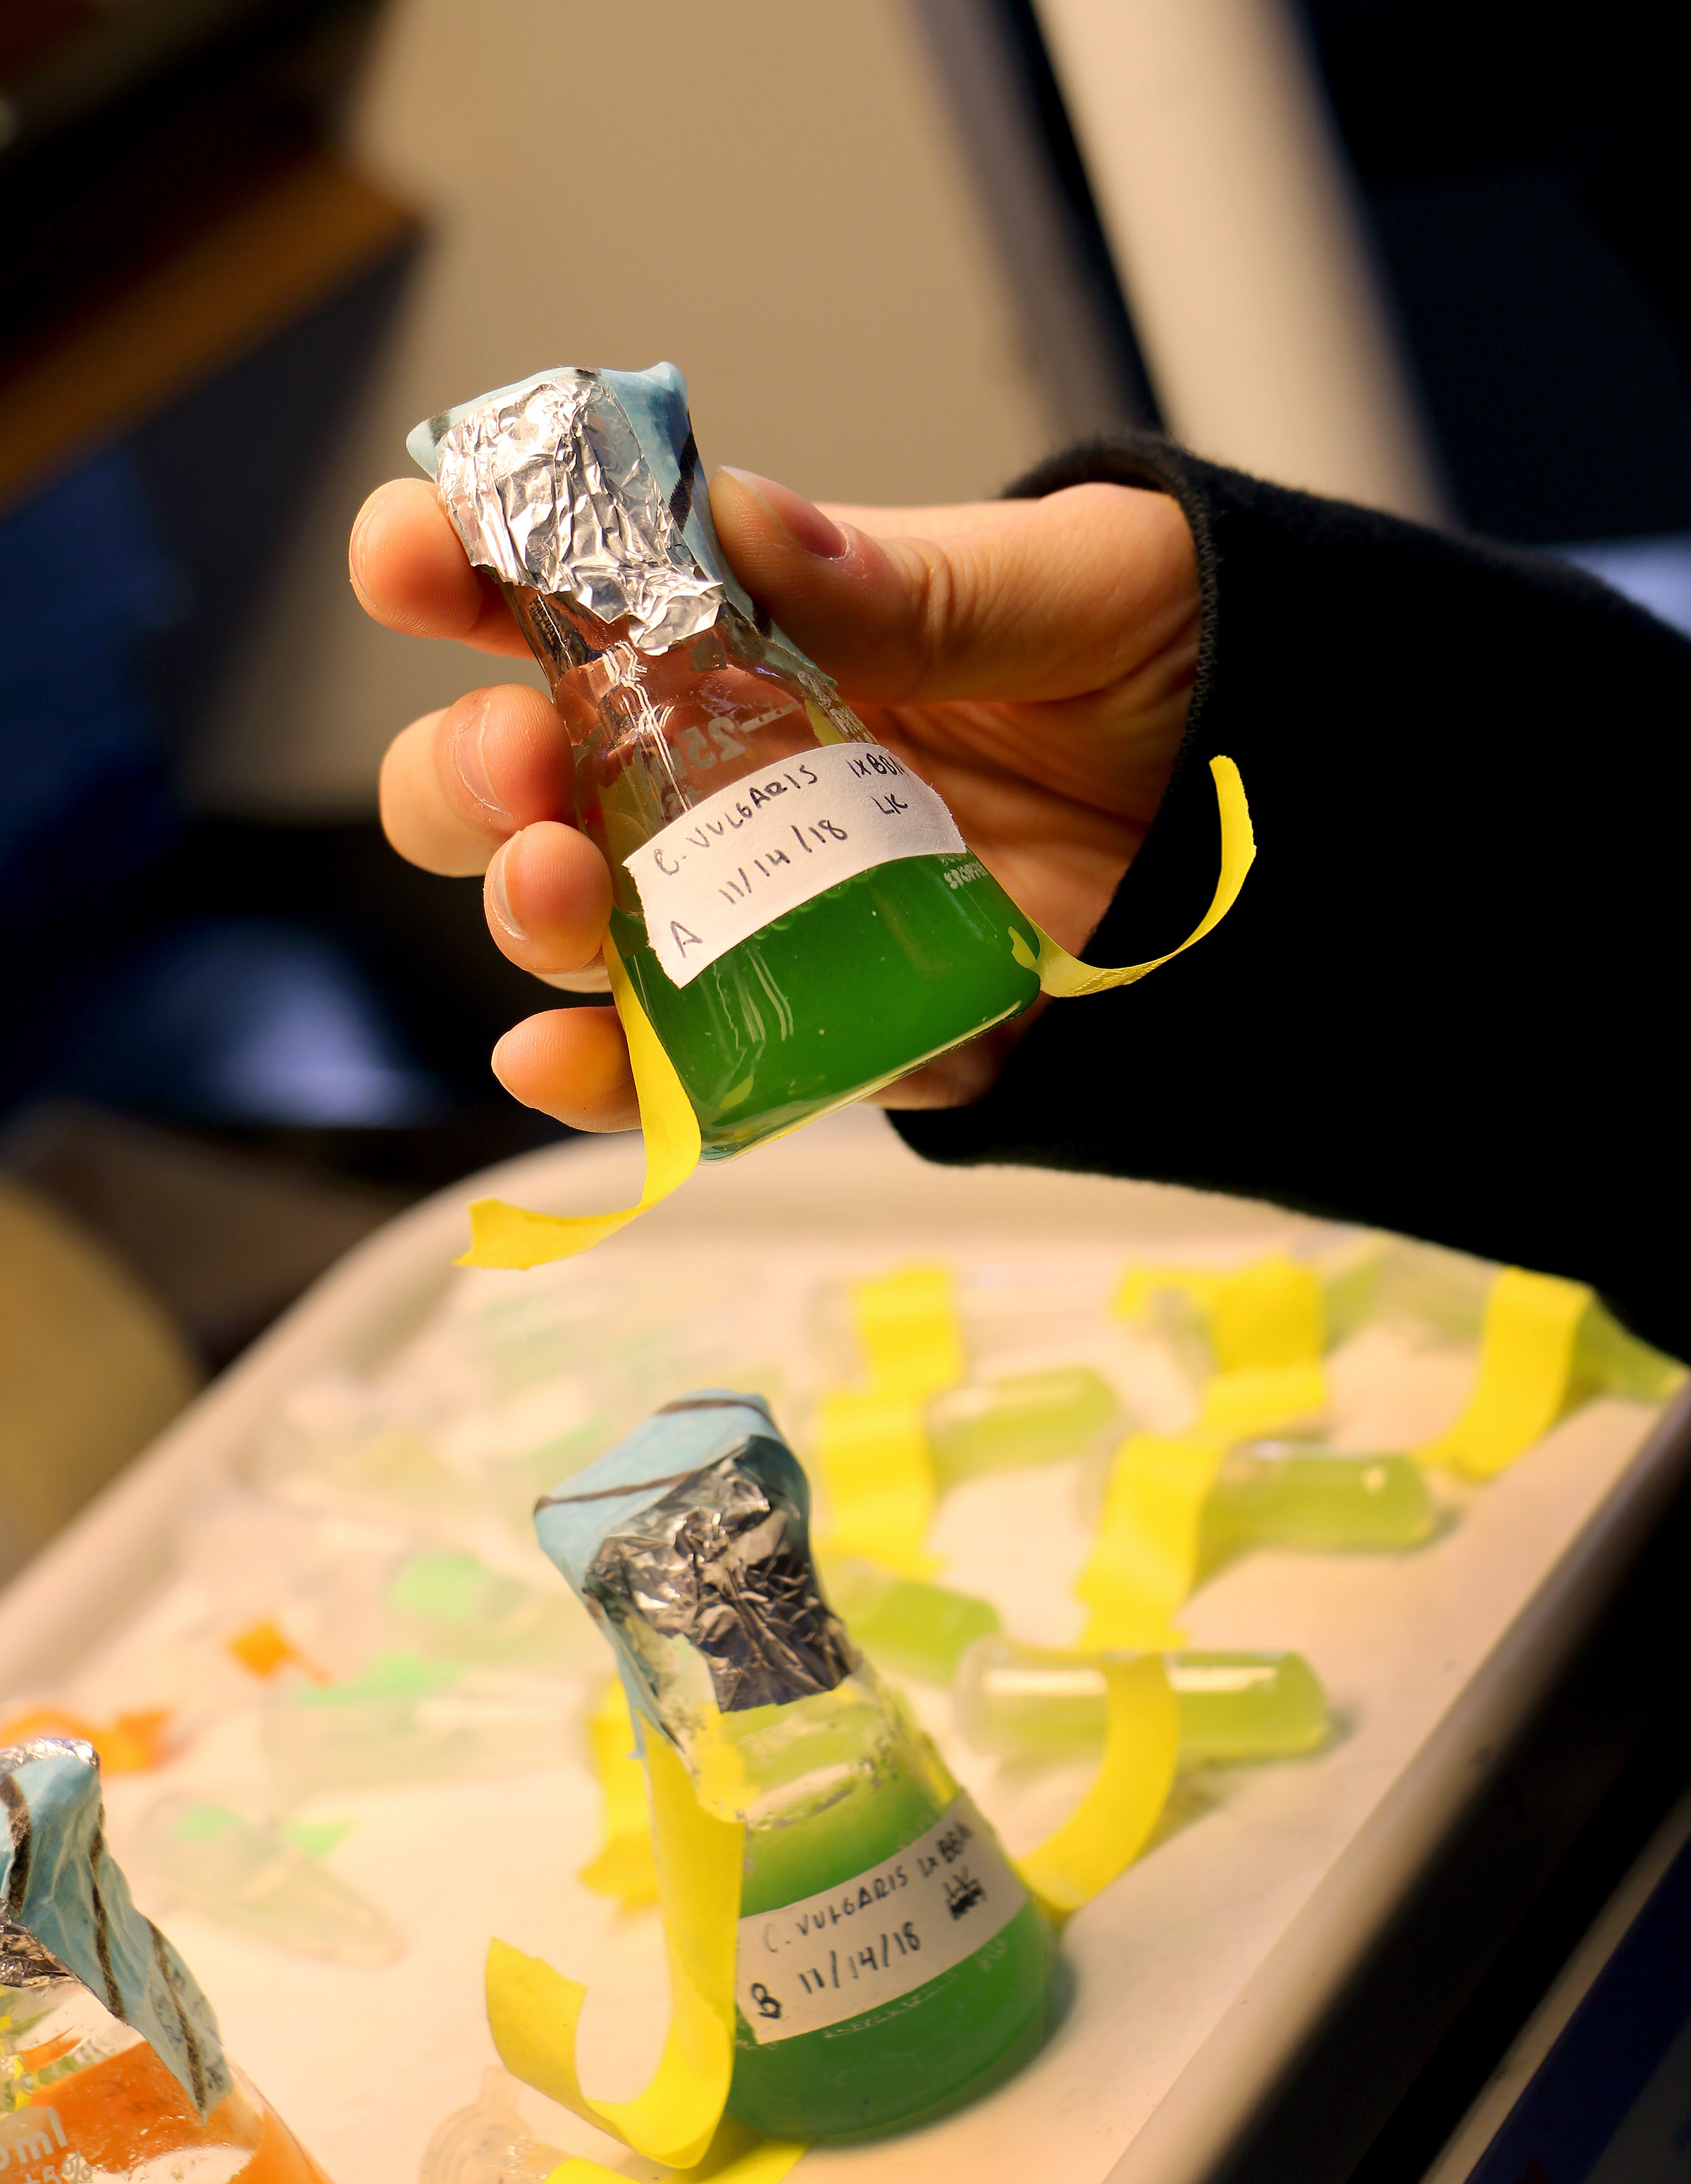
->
xmin=724 ymin=1896 xmax=1053 ymax=2140
xmin=614 ymin=852 xmax=1043 ymax=1163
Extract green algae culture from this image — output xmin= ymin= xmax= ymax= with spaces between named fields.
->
xmin=824 ymin=1560 xmax=1003 ymax=1682
xmin=534 ymin=1392 xmax=1051 ymax=2140
xmin=956 ymin=1637 xmax=1328 ymax=1765
xmin=411 ymin=365 xmax=1040 ymax=1159
xmin=1201 ymin=1440 xmax=1435 ymax=1556
xmin=927 ymin=1366 xmax=1120 ymax=1486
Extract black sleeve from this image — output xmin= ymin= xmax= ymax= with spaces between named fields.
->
xmin=889 ymin=434 xmax=1691 ymax=1360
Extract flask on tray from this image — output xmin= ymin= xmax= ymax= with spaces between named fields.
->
xmin=1 ymin=1738 xmax=332 ymax=2184
xmin=534 ymin=1391 xmax=1052 ymax=2139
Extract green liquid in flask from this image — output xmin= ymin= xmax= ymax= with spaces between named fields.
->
xmin=610 ymin=853 xmax=1039 ymax=1160
xmin=540 ymin=591 xmax=1040 ymax=1159
xmin=724 ymin=1679 xmax=1051 ymax=2140
xmin=535 ymin=1395 xmax=1052 ymax=2145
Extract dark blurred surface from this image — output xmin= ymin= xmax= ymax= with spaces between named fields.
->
xmin=2 ymin=0 xmax=383 ymax=339
xmin=0 ymin=1 xmax=572 ymax=1445
xmin=1206 ymin=1394 xmax=1691 ymax=2184
xmin=1300 ymin=0 xmax=1691 ymax=544
xmin=1 ymin=1101 xmax=404 ymax=1371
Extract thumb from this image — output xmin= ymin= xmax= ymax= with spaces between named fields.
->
xmin=707 ymin=467 xmax=1195 ymax=708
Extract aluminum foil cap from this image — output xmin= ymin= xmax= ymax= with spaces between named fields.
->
xmin=0 ymin=1739 xmax=232 ymax=2116
xmin=409 ymin=364 xmax=771 ymax=655
xmin=534 ymin=1393 xmax=857 ymax=1732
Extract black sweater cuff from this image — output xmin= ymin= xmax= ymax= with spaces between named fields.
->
xmin=891 ymin=434 xmax=1691 ymax=1358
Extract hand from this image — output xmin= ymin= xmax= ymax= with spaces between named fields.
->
xmin=352 ymin=467 xmax=1198 ymax=1132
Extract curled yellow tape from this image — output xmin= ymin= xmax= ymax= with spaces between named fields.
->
xmin=1016 ymin=1655 xmax=1181 ymax=1918
xmin=1115 ymin=1253 xmax=1324 ymax=1371
xmin=578 ymin=1678 xmax=659 ymax=1910
xmin=810 ymin=1266 xmax=963 ymax=1576
xmin=460 ymin=932 xmax=701 ymax=1270
xmin=1010 ymin=755 xmax=1255 ymax=997
xmin=814 ymin=1390 xmax=939 ymax=1579
xmin=1197 ymin=1360 xmax=1329 ymax=1440
xmin=1076 ymin=1433 xmax=1229 ymax=1650
xmin=850 ymin=1264 xmax=965 ymax=1398
xmin=487 ymin=1734 xmax=741 ymax=2170
xmin=546 ymin=2113 xmax=808 ymax=2183
xmin=459 ymin=758 xmax=1255 ymax=1269
xmin=1419 ymin=1266 xmax=1590 ymax=1481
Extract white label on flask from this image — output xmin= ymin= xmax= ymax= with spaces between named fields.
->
xmin=734 ymin=1794 xmax=1027 ymax=2044
xmin=621 ymin=741 xmax=967 ymax=987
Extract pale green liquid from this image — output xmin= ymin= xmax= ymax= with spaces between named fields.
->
xmin=955 ymin=1638 xmax=1328 ymax=1765
xmin=927 ymin=1368 xmax=1120 ymax=1486
xmin=1201 ymin=1447 xmax=1435 ymax=1556
xmin=826 ymin=1563 xmax=1003 ymax=1682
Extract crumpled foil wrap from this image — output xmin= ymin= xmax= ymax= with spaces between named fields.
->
xmin=0 ymin=1915 xmax=73 ymax=1989
xmin=583 ymin=1439 xmax=857 ymax=1713
xmin=435 ymin=370 xmax=724 ymax=653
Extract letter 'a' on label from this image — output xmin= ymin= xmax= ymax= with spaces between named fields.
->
xmin=622 ymin=742 xmax=967 ymax=988
xmin=734 ymin=1794 xmax=1026 ymax=2044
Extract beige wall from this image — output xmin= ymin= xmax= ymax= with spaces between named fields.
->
xmin=189 ymin=0 xmax=1051 ymax=813
xmin=1034 ymin=0 xmax=1445 ymax=519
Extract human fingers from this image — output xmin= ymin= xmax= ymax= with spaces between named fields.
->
xmin=483 ymin=822 xmax=613 ymax=978
xmin=349 ymin=479 xmax=531 ymax=657
xmin=708 ymin=470 xmax=1196 ymax=706
xmin=814 ymin=499 xmax=1029 ymax=540
xmin=491 ymin=1008 xmax=638 ymax=1133
xmin=378 ymin=684 xmax=570 ymax=875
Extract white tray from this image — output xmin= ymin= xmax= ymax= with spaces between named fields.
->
xmin=4 ymin=1111 xmax=1683 ymax=2184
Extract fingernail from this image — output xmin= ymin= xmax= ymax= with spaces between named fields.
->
xmin=453 ymin=694 xmax=514 ymax=824
xmin=717 ymin=467 xmax=848 ymax=558
xmin=486 ymin=837 xmax=527 ymax=942
xmin=490 ymin=1031 xmax=516 ymax=1093
xmin=348 ymin=479 xmax=398 ymax=579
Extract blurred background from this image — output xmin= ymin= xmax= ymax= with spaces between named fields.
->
xmin=4 ymin=0 xmax=1690 ymax=1572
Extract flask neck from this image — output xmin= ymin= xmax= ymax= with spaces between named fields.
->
xmin=1 ymin=1976 xmax=144 ymax=2109
xmin=500 ymin=581 xmax=773 ymax=707
xmin=671 ymin=1665 xmax=954 ymax=1834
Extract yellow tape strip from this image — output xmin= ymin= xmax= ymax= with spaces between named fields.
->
xmin=546 ymin=2114 xmax=808 ymax=2183
xmin=578 ymin=1679 xmax=659 ymax=1910
xmin=814 ymin=1391 xmax=939 ymax=1579
xmin=1075 ymin=1433 xmax=1228 ymax=1649
xmin=1115 ymin=1253 xmax=1325 ymax=1371
xmin=1210 ymin=1257 xmax=1323 ymax=1369
xmin=1198 ymin=1361 xmax=1329 ymax=1440
xmin=850 ymin=1264 xmax=965 ymax=1398
xmin=1016 ymin=1655 xmax=1181 ymax=1918
xmin=1010 ymin=758 xmax=1256 ymax=997
xmin=1419 ymin=1266 xmax=1592 ymax=1481
xmin=460 ymin=760 xmax=1253 ymax=1269
xmin=487 ymin=1734 xmax=742 ymax=2169
xmin=459 ymin=933 xmax=701 ymax=1269
xmin=810 ymin=1266 xmax=962 ymax=1576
